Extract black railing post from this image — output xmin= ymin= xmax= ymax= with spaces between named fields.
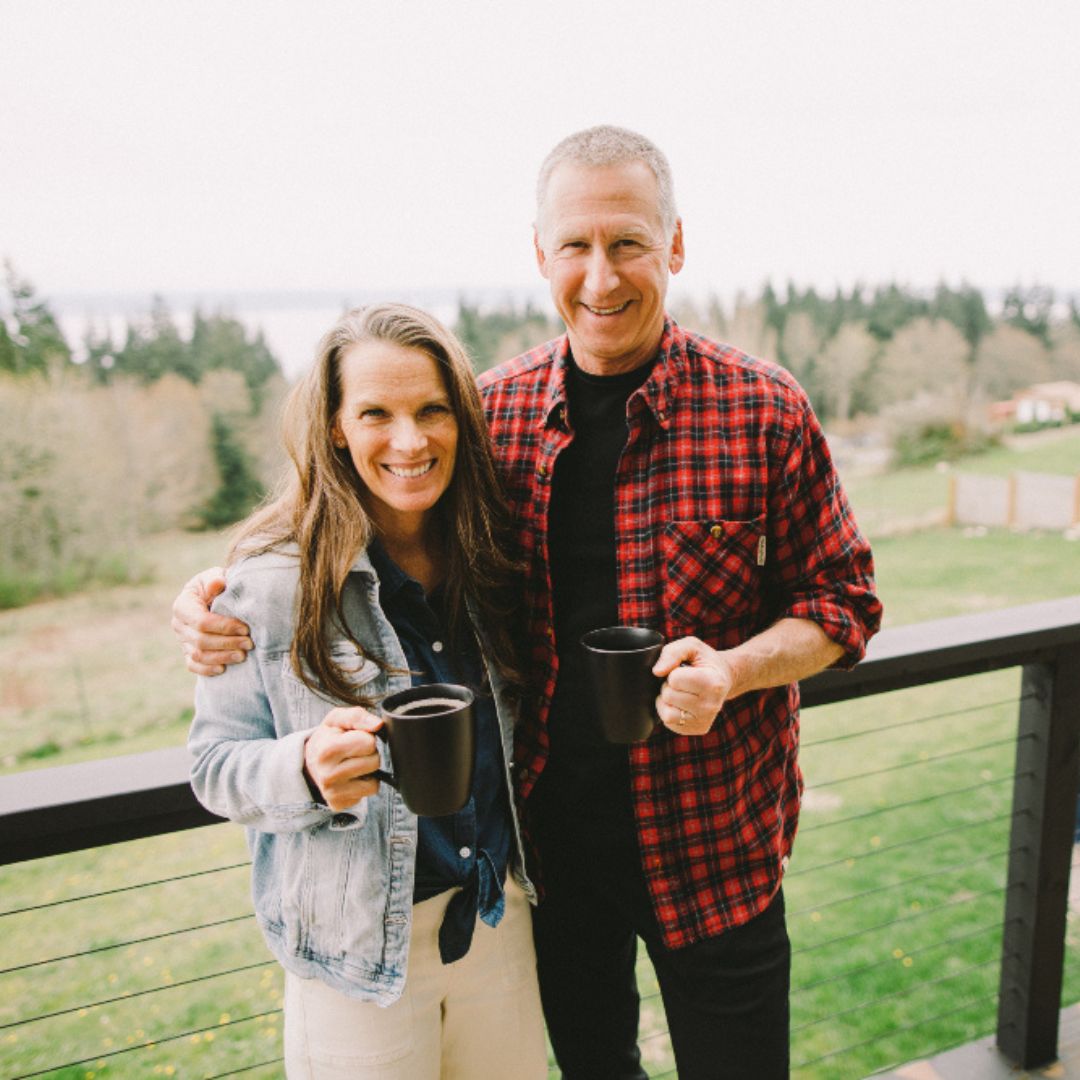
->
xmin=997 ymin=644 xmax=1080 ymax=1067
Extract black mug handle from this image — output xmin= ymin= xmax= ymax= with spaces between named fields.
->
xmin=368 ymin=725 xmax=398 ymax=790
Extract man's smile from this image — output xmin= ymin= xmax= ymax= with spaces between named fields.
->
xmin=582 ymin=301 xmax=631 ymax=316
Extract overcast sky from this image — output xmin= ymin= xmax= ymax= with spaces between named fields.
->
xmin=3 ymin=0 xmax=1078 ymax=309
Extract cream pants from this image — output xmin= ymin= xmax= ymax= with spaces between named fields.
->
xmin=283 ymin=879 xmax=547 ymax=1079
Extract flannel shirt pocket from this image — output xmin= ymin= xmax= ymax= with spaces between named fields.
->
xmin=661 ymin=517 xmax=767 ymax=637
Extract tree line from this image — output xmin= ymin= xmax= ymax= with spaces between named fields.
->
xmin=456 ymin=281 xmax=1080 ymax=465
xmin=3 ymin=261 xmax=1079 ymax=606
xmin=0 ymin=262 xmax=286 ymax=607
xmin=1 ymin=262 xmax=280 ymax=401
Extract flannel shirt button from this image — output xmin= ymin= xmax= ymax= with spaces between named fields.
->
xmin=538 ymin=464 xmax=548 ymax=477
xmin=710 ymin=524 xmax=723 ymax=539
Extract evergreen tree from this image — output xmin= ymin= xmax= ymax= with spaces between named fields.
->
xmin=81 ymin=326 xmax=119 ymax=385
xmin=1002 ymin=285 xmax=1054 ymax=346
xmin=1 ymin=260 xmax=71 ymax=376
xmin=931 ymin=283 xmax=991 ymax=353
xmin=199 ymin=413 xmax=264 ymax=528
xmin=116 ymin=296 xmax=195 ymax=382
xmin=866 ymin=283 xmax=929 ymax=341
xmin=453 ymin=299 xmax=557 ymax=373
xmin=454 ymin=300 xmax=487 ymax=370
xmin=190 ymin=311 xmax=281 ymax=405
xmin=761 ymin=281 xmax=787 ymax=340
xmin=0 ymin=315 xmax=16 ymax=374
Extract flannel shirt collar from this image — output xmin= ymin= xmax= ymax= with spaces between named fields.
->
xmin=543 ymin=316 xmax=688 ymax=432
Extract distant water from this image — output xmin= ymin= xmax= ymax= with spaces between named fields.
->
xmin=51 ymin=286 xmax=554 ymax=378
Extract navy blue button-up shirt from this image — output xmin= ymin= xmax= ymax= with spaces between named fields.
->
xmin=370 ymin=542 xmax=512 ymax=964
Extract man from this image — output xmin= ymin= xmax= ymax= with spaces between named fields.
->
xmin=175 ymin=125 xmax=881 ymax=1078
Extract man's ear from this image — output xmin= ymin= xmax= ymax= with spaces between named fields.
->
xmin=534 ymin=227 xmax=550 ymax=279
xmin=668 ymin=218 xmax=685 ymax=275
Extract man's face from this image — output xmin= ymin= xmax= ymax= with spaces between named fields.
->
xmin=535 ymin=160 xmax=684 ymax=375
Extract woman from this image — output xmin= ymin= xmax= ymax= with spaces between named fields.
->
xmin=188 ymin=303 xmax=547 ymax=1079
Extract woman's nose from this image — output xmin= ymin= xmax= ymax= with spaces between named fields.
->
xmin=389 ymin=418 xmax=427 ymax=453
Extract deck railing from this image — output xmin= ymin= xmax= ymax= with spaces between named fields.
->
xmin=2 ymin=596 xmax=1079 ymax=1077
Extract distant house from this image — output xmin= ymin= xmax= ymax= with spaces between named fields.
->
xmin=990 ymin=381 xmax=1080 ymax=426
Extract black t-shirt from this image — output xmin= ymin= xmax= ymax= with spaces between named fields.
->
xmin=535 ymin=353 xmax=655 ymax=823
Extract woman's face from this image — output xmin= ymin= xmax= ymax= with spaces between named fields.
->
xmin=332 ymin=340 xmax=459 ymax=536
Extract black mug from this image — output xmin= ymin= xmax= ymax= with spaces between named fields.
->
xmin=371 ymin=683 xmax=476 ymax=816
xmin=580 ymin=626 xmax=664 ymax=744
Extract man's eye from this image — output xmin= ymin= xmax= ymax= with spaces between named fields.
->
xmin=561 ymin=241 xmax=587 ymax=251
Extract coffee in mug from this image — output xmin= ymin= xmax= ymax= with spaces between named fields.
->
xmin=393 ymin=698 xmax=468 ymax=717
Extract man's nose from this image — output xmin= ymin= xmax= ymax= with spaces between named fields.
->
xmin=583 ymin=249 xmax=619 ymax=296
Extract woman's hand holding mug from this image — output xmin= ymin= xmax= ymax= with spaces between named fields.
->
xmin=303 ymin=707 xmax=385 ymax=810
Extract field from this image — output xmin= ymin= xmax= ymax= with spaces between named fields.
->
xmin=2 ymin=431 xmax=1080 ymax=1078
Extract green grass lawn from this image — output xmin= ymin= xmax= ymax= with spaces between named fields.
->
xmin=2 ymin=446 xmax=1080 ymax=1079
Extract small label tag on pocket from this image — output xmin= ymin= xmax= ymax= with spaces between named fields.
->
xmin=756 ymin=535 xmax=767 ymax=565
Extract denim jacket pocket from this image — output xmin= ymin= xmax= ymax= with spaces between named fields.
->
xmin=280 ymin=643 xmax=384 ymax=733
xmin=661 ymin=516 xmax=767 ymax=638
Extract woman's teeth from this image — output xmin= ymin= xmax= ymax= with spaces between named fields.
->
xmin=385 ymin=461 xmax=435 ymax=478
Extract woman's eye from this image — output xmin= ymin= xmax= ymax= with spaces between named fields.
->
xmin=421 ymin=403 xmax=451 ymax=418
xmin=359 ymin=408 xmax=388 ymax=420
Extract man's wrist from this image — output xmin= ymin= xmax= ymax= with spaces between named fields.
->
xmin=713 ymin=648 xmax=749 ymax=701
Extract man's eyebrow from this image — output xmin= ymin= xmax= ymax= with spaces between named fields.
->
xmin=551 ymin=228 xmax=585 ymax=244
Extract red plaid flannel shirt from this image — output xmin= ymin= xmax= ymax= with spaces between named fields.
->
xmin=478 ymin=317 xmax=882 ymax=949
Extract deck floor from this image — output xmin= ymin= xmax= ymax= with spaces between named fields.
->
xmin=875 ymin=1004 xmax=1080 ymax=1079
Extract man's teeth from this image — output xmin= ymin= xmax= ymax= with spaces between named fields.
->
xmin=585 ymin=303 xmax=629 ymax=315
xmin=385 ymin=462 xmax=435 ymax=478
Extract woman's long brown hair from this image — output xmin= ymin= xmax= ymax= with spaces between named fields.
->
xmin=227 ymin=303 xmax=524 ymax=707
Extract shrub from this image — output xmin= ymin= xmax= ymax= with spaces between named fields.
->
xmin=892 ymin=421 xmax=997 ymax=468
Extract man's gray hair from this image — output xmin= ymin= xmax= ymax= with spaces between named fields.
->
xmin=535 ymin=125 xmax=678 ymax=240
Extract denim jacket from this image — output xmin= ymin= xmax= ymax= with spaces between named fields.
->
xmin=188 ymin=545 xmax=535 ymax=1005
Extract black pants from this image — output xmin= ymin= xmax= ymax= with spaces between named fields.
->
xmin=530 ymin=810 xmax=790 ymax=1080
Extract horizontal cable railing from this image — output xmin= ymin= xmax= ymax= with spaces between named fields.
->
xmin=1 ymin=838 xmax=280 ymax=1077
xmin=1 ymin=596 xmax=1079 ymax=1079
xmin=782 ymin=683 xmax=1022 ymax=1077
xmin=635 ymin=684 xmax=1029 ymax=1077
